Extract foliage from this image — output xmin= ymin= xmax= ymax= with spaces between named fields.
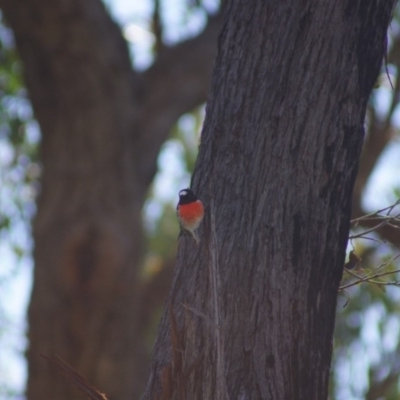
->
xmin=0 ymin=17 xmax=38 ymax=242
xmin=0 ymin=15 xmax=37 ymax=399
xmin=331 ymin=17 xmax=400 ymax=397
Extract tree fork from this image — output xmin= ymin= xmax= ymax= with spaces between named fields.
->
xmin=143 ymin=1 xmax=395 ymax=399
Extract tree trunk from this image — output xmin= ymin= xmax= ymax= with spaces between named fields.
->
xmin=143 ymin=1 xmax=395 ymax=399
xmin=0 ymin=0 xmax=220 ymax=399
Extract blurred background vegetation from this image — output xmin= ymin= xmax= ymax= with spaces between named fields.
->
xmin=1 ymin=1 xmax=400 ymax=399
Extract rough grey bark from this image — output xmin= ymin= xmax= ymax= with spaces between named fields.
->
xmin=0 ymin=0 xmax=220 ymax=399
xmin=143 ymin=1 xmax=395 ymax=399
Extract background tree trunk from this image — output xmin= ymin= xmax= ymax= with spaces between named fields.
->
xmin=0 ymin=0 xmax=220 ymax=399
xmin=143 ymin=1 xmax=395 ymax=399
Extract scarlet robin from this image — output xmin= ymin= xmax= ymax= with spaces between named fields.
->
xmin=177 ymin=188 xmax=204 ymax=244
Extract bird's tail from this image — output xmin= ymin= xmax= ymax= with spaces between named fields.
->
xmin=192 ymin=229 xmax=200 ymax=244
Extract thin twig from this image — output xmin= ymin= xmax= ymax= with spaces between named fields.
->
xmin=340 ymin=268 xmax=400 ymax=290
xmin=180 ymin=302 xmax=224 ymax=331
xmin=209 ymin=197 xmax=228 ymax=400
xmin=351 ymin=200 xmax=400 ymax=223
xmin=41 ymin=355 xmax=108 ymax=400
xmin=350 ymin=220 xmax=391 ymax=239
xmin=364 ymin=253 xmax=400 ymax=278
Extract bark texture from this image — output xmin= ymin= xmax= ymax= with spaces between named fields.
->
xmin=0 ymin=0 xmax=220 ymax=399
xmin=143 ymin=1 xmax=395 ymax=399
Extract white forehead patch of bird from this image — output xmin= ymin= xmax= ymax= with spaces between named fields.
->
xmin=180 ymin=190 xmax=188 ymax=197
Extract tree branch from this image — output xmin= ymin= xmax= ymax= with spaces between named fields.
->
xmin=0 ymin=0 xmax=137 ymax=135
xmin=352 ymin=35 xmax=400 ymax=218
xmin=136 ymin=13 xmax=222 ymax=188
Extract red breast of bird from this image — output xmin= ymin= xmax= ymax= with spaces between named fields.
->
xmin=178 ymin=200 xmax=204 ymax=231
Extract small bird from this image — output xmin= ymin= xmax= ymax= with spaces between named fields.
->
xmin=177 ymin=188 xmax=204 ymax=244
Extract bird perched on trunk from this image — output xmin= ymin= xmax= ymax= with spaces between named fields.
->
xmin=177 ymin=188 xmax=204 ymax=244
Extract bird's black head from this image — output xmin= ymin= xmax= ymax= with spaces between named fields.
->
xmin=178 ymin=188 xmax=198 ymax=205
